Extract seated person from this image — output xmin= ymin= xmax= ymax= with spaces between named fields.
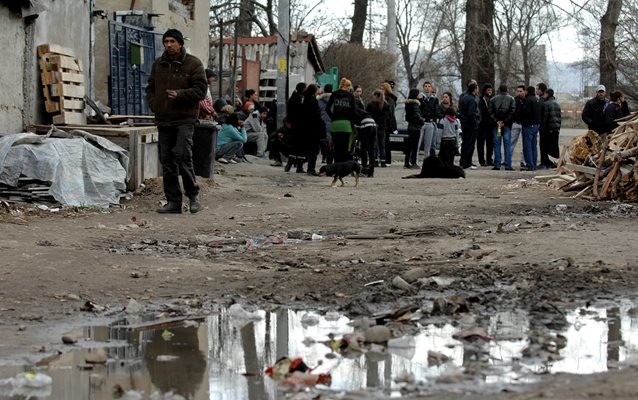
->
xmin=269 ymin=117 xmax=293 ymax=167
xmin=216 ymin=112 xmax=246 ymax=164
xmin=244 ymin=106 xmax=269 ymax=158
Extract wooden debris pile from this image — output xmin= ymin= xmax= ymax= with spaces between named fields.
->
xmin=38 ymin=43 xmax=86 ymax=125
xmin=0 ymin=178 xmax=57 ymax=204
xmin=554 ymin=112 xmax=638 ymax=202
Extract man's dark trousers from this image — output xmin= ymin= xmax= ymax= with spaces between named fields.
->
xmin=158 ymin=125 xmax=199 ymax=203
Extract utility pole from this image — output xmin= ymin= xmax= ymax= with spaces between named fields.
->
xmin=387 ymin=0 xmax=396 ymax=52
xmin=276 ymin=0 xmax=290 ymax=128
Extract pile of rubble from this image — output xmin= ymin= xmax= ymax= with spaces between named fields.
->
xmin=553 ymin=112 xmax=638 ymax=202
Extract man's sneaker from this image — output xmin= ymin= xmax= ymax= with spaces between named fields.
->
xmin=271 ymin=161 xmax=283 ymax=167
xmin=469 ymin=165 xmax=478 ymax=170
xmin=156 ymin=201 xmax=182 ymax=214
xmin=217 ymin=157 xmax=229 ymax=164
xmin=241 ymin=156 xmax=252 ymax=163
xmin=228 ymin=158 xmax=238 ymax=164
xmin=188 ymin=195 xmax=201 ymax=214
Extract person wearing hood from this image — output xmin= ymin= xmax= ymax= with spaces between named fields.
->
xmin=146 ymin=28 xmax=207 ymax=214
xmin=404 ymin=88 xmax=425 ymax=169
xmin=301 ymin=84 xmax=325 ymax=176
xmin=285 ymin=82 xmax=307 ymax=172
xmin=539 ymin=88 xmax=561 ymax=169
xmin=326 ymin=78 xmax=357 ymax=162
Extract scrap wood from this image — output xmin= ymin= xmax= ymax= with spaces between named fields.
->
xmin=556 ymin=118 xmax=638 ymax=203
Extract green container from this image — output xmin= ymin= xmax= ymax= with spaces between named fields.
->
xmin=316 ymin=66 xmax=338 ymax=90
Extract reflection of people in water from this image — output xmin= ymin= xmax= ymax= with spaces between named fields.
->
xmin=144 ymin=326 xmax=206 ymax=397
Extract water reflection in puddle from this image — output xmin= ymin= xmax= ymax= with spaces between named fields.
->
xmin=1 ymin=300 xmax=638 ymax=399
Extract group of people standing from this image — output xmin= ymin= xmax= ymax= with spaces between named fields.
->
xmin=280 ymin=78 xmax=400 ymax=178
xmin=457 ymin=81 xmax=562 ymax=171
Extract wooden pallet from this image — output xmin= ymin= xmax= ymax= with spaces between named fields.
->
xmin=38 ymin=43 xmax=86 ymax=125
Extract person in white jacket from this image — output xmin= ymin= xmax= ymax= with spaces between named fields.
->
xmin=244 ymin=105 xmax=269 ymax=158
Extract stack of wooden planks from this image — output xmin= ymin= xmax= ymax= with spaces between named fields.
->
xmin=38 ymin=44 xmax=86 ymax=125
xmin=0 ymin=178 xmax=57 ymax=204
xmin=554 ymin=112 xmax=638 ymax=202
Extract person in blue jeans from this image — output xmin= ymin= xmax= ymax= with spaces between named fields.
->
xmin=488 ymin=84 xmax=516 ymax=171
xmin=521 ymin=85 xmax=542 ymax=170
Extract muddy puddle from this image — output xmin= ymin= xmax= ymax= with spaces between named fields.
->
xmin=1 ymin=300 xmax=638 ymax=399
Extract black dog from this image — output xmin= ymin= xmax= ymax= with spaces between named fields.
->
xmin=402 ymin=156 xmax=466 ymax=179
xmin=318 ymin=161 xmax=361 ymax=188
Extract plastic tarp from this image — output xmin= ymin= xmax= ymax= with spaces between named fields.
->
xmin=0 ymin=127 xmax=129 ymax=207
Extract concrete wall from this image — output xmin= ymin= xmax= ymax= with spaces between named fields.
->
xmin=32 ymin=0 xmax=91 ymax=125
xmin=0 ymin=7 xmax=26 ymax=133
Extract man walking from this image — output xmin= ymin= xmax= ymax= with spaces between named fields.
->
xmin=146 ymin=29 xmax=207 ymax=214
xmin=458 ymin=82 xmax=480 ymax=170
xmin=539 ymin=88 xmax=561 ymax=169
xmin=489 ymin=84 xmax=516 ymax=171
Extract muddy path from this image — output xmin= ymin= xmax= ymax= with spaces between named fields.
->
xmin=1 ymin=150 xmax=637 ymax=399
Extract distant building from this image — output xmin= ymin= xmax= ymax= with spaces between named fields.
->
xmin=209 ymin=34 xmax=326 ymax=103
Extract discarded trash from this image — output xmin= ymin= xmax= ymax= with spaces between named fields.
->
xmin=161 ymin=329 xmax=175 ymax=342
xmin=265 ymin=357 xmax=331 ymax=387
xmin=156 ymin=355 xmax=179 ymax=362
xmin=0 ymin=372 xmax=52 ymax=388
xmin=125 ymin=299 xmax=143 ymax=314
xmin=62 ymin=335 xmax=77 ymax=344
xmin=85 ymin=348 xmax=108 ymax=364
xmin=392 ymin=275 xmax=412 ymax=291
xmin=364 ymin=279 xmax=384 ymax=287
xmin=427 ymin=350 xmax=451 ymax=366
xmin=311 ymin=233 xmax=323 ymax=241
xmin=227 ymin=304 xmax=262 ymax=321
xmin=80 ymin=301 xmax=105 ymax=313
xmin=452 ymin=327 xmax=492 ymax=342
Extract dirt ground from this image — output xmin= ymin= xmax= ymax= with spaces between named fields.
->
xmin=1 ymin=132 xmax=638 ymax=399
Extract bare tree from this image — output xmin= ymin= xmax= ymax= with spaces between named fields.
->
xmin=350 ymin=0 xmax=368 ymax=44
xmin=493 ymin=0 xmax=558 ymax=86
xmin=616 ymin=0 xmax=638 ymax=101
xmin=599 ymin=0 xmax=623 ymax=91
xmin=462 ymin=0 xmax=495 ymax=88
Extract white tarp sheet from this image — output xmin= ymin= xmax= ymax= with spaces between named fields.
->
xmin=0 ymin=127 xmax=129 ymax=207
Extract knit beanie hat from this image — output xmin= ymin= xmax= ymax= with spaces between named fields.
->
xmin=163 ymin=29 xmax=184 ymax=46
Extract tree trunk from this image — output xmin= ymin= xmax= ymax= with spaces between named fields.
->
xmin=599 ymin=0 xmax=622 ymax=91
xmin=462 ymin=0 xmax=495 ymax=88
xmin=350 ymin=0 xmax=368 ymax=44
xmin=237 ymin=0 xmax=254 ymax=37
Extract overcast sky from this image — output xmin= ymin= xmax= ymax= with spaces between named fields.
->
xmin=320 ymin=0 xmax=585 ymax=63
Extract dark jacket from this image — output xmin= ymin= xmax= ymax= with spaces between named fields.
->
xmin=459 ymin=91 xmax=480 ymax=127
xmin=146 ymin=48 xmax=207 ymax=126
xmin=604 ymin=102 xmax=623 ymax=134
xmin=479 ymin=95 xmax=495 ymax=129
xmin=300 ymin=95 xmax=325 ymax=141
xmin=385 ymin=92 xmax=398 ymax=133
xmin=326 ymin=89 xmax=356 ymax=122
xmin=541 ymin=96 xmax=562 ymax=133
xmin=317 ymin=93 xmax=332 ymax=139
xmin=489 ymin=92 xmax=516 ymax=126
xmin=522 ymin=94 xmax=542 ymax=125
xmin=419 ymin=95 xmax=439 ymax=122
xmin=286 ymin=91 xmax=305 ymax=127
xmin=405 ymin=99 xmax=424 ymax=131
xmin=513 ymin=96 xmax=525 ymax=124
xmin=366 ymin=100 xmax=390 ymax=133
xmin=581 ymin=96 xmax=608 ymax=134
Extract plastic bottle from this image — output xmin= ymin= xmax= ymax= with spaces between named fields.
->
xmin=497 ymin=126 xmax=502 ymax=137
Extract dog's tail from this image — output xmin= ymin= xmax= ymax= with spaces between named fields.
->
xmin=401 ymin=174 xmax=422 ymax=179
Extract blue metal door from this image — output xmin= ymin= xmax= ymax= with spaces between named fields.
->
xmin=108 ymin=22 xmax=163 ymax=115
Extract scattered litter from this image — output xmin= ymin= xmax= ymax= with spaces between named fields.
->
xmin=85 ymin=348 xmax=108 ymax=364
xmin=311 ymin=233 xmax=323 ymax=241
xmin=452 ymin=327 xmax=492 ymax=342
xmin=392 ymin=276 xmax=412 ymax=291
xmin=265 ymin=357 xmax=331 ymax=387
xmin=80 ymin=301 xmax=105 ymax=313
xmin=364 ymin=279 xmax=384 ymax=287
xmin=156 ymin=355 xmax=179 ymax=362
xmin=161 ymin=329 xmax=175 ymax=342
xmin=125 ymin=299 xmax=143 ymax=314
